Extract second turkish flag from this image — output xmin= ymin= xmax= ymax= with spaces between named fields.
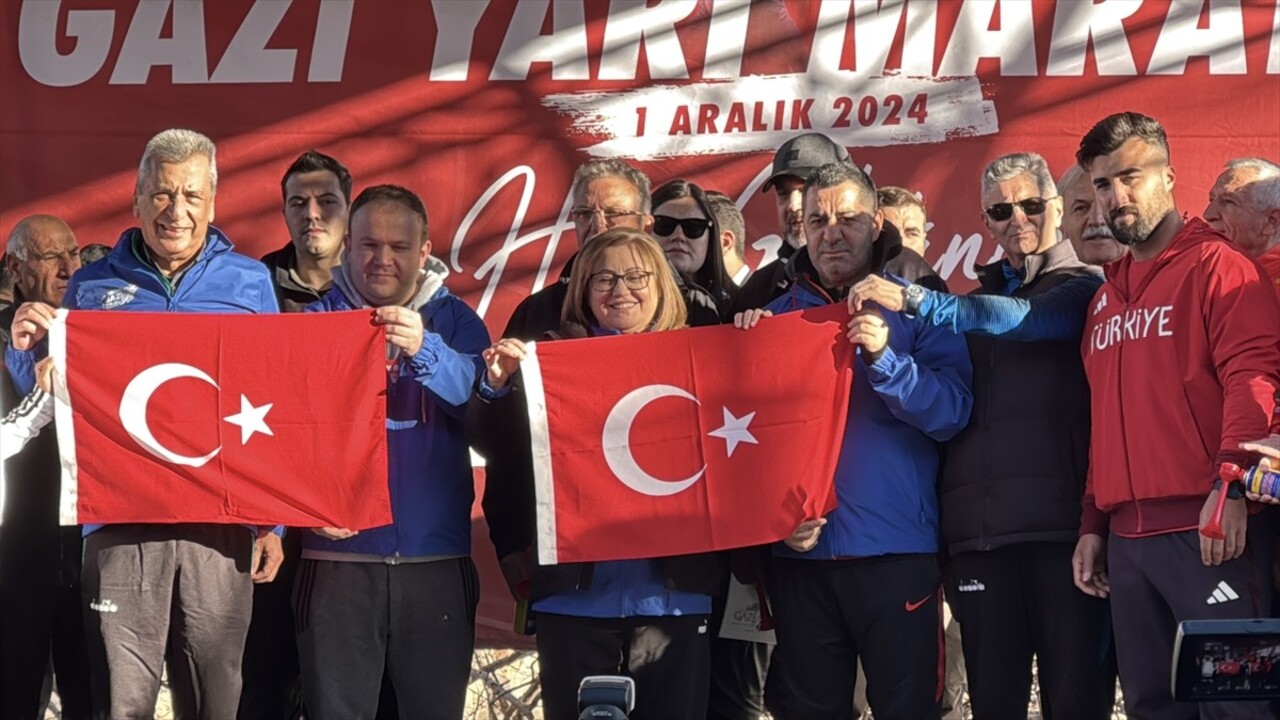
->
xmin=49 ymin=310 xmax=390 ymax=529
xmin=523 ymin=304 xmax=854 ymax=564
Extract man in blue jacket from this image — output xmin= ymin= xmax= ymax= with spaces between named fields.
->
xmin=737 ymin=162 xmax=973 ymax=719
xmin=295 ymin=184 xmax=489 ymax=719
xmin=6 ymin=129 xmax=284 ymax=718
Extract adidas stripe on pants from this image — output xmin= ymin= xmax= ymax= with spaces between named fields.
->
xmin=1108 ymin=516 xmax=1275 ymax=720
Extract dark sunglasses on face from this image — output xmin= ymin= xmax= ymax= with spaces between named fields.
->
xmin=653 ymin=215 xmax=711 ymax=239
xmin=984 ymin=196 xmax=1053 ymax=222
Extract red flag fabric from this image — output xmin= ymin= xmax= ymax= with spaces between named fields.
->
xmin=523 ymin=304 xmax=853 ymax=565
xmin=48 ymin=310 xmax=390 ymax=529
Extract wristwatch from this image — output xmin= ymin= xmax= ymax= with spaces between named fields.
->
xmin=1213 ymin=477 xmax=1246 ymax=500
xmin=903 ymin=284 xmax=926 ymax=317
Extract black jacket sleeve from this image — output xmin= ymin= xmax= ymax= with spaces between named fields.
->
xmin=468 ymin=382 xmax=537 ymax=562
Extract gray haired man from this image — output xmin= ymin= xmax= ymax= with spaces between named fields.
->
xmin=1059 ymin=165 xmax=1126 ymax=266
xmin=1204 ymin=157 xmax=1280 ymax=288
xmin=857 ymin=152 xmax=1117 ymax=718
xmin=6 ymin=128 xmax=283 ymax=718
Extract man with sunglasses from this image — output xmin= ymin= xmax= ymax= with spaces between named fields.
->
xmin=866 ymin=153 xmax=1117 ymax=718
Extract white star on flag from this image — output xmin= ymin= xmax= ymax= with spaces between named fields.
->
xmin=708 ymin=407 xmax=758 ymax=457
xmin=224 ymin=394 xmax=274 ymax=445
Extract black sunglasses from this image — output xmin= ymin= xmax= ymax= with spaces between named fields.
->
xmin=653 ymin=215 xmax=710 ymax=239
xmin=984 ymin=197 xmax=1054 ymax=222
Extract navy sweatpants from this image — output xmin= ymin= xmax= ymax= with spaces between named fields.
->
xmin=1109 ymin=518 xmax=1275 ymax=720
xmin=768 ymin=554 xmax=943 ymax=720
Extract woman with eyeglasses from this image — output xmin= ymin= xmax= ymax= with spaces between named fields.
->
xmin=650 ymin=179 xmax=737 ymax=322
xmin=468 ymin=228 xmax=724 ymax=719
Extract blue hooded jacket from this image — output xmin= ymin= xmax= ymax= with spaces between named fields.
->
xmin=6 ymin=227 xmax=278 ymax=394
xmin=302 ymin=255 xmax=489 ymax=560
xmin=765 ymin=278 xmax=973 ymax=558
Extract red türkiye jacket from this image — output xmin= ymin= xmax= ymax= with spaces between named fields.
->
xmin=1080 ymin=218 xmax=1280 ymax=538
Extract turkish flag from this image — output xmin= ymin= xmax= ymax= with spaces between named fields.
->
xmin=48 ymin=310 xmax=391 ymax=529
xmin=523 ymin=304 xmax=853 ymax=564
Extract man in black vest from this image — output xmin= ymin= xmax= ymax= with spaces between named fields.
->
xmin=0 ymin=214 xmax=91 ymax=719
xmin=868 ymin=153 xmax=1118 ymax=718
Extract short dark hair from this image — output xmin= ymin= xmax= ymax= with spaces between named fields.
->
xmin=704 ymin=191 xmax=745 ymax=258
xmin=281 ymin=150 xmax=353 ymax=203
xmin=1076 ymin=112 xmax=1170 ymax=169
xmin=805 ymin=162 xmax=877 ymax=211
xmin=349 ymin=185 xmax=429 ymax=243
xmin=876 ymin=186 xmax=926 ymax=217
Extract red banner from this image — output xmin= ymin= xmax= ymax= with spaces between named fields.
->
xmin=4 ymin=0 xmax=1277 ymax=647
xmin=524 ymin=306 xmax=850 ymax=565
xmin=48 ymin=310 xmax=390 ymax=529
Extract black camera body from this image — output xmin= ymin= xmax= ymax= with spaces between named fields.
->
xmin=1172 ymin=618 xmax=1280 ymax=701
xmin=578 ymin=675 xmax=635 ymax=719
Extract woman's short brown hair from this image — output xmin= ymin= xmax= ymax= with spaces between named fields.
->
xmin=562 ymin=228 xmax=687 ymax=333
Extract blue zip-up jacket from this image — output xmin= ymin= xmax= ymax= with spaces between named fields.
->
xmin=302 ymin=256 xmax=489 ymax=560
xmin=765 ymin=279 xmax=973 ymax=558
xmin=3 ymin=227 xmax=281 ymax=536
xmin=6 ymin=227 xmax=278 ymax=394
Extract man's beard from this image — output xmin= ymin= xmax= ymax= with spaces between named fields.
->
xmin=1108 ymin=201 xmax=1165 ymax=247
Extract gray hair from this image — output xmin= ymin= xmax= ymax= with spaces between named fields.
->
xmin=1057 ymin=165 xmax=1086 ymax=194
xmin=982 ymin=152 xmax=1057 ymax=199
xmin=135 ymin=128 xmax=218 ymax=196
xmin=571 ymin=159 xmax=652 ymax=213
xmin=1225 ymin=157 xmax=1280 ymax=210
xmin=6 ymin=214 xmax=70 ymax=260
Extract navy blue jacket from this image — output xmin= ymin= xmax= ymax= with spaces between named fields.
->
xmin=765 ymin=278 xmax=973 ymax=558
xmin=302 ymin=258 xmax=489 ymax=560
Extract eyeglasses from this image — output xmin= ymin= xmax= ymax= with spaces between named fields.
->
xmin=984 ymin=197 xmax=1055 ymax=222
xmin=653 ymin=215 xmax=710 ymax=239
xmin=570 ymin=207 xmax=645 ymax=227
xmin=589 ymin=271 xmax=653 ymax=293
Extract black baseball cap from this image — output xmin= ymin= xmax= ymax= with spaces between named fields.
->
xmin=763 ymin=133 xmax=852 ymax=192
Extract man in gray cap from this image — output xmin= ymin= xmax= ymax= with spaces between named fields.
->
xmin=735 ymin=133 xmax=945 ymax=312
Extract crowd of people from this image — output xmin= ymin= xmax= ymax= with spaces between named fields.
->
xmin=0 ymin=112 xmax=1278 ymax=720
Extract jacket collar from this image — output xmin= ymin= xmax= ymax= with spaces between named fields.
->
xmin=331 ymin=253 xmax=449 ymax=311
xmin=976 ymin=240 xmax=1085 ymax=292
xmin=784 ymin=222 xmax=905 ymax=299
xmin=1102 ymin=213 xmax=1203 ymax=300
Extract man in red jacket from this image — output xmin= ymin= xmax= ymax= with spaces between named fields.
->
xmin=1071 ymin=112 xmax=1280 ymax=719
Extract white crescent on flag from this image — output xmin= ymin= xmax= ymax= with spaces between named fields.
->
xmin=602 ymin=384 xmax=706 ymax=498
xmin=118 ymin=363 xmax=222 ymax=467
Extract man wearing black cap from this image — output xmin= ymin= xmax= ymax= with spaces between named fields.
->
xmin=735 ymin=134 xmax=945 ymax=312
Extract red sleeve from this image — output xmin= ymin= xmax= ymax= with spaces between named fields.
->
xmin=1203 ymin=245 xmax=1280 ymax=470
